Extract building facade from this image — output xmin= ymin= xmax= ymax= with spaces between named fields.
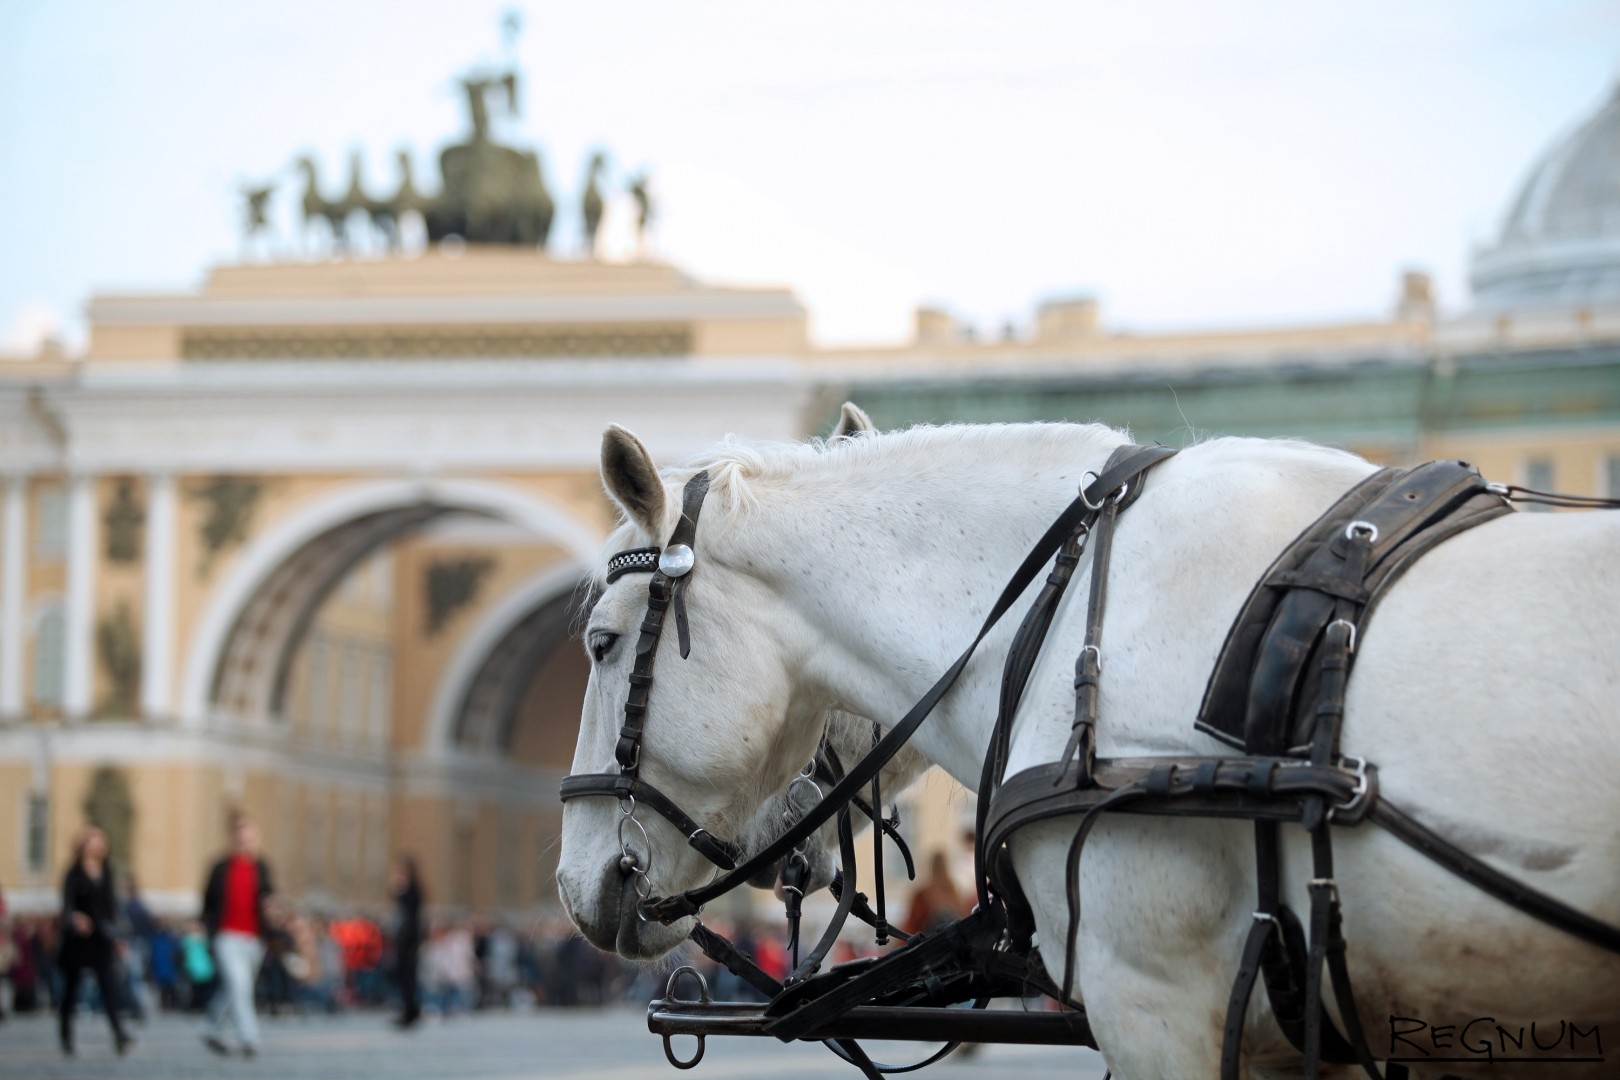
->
xmin=2 ymin=79 xmax=1619 ymax=919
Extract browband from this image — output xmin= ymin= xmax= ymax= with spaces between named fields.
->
xmin=607 ymin=547 xmax=660 ymax=583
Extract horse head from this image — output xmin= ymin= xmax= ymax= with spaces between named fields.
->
xmin=558 ymin=404 xmax=886 ymax=958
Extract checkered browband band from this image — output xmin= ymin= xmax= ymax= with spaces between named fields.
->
xmin=606 ymin=546 xmax=661 ymax=583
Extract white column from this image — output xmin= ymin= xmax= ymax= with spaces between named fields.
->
xmin=63 ymin=473 xmax=98 ymax=721
xmin=1 ymin=476 xmax=26 ymax=720
xmin=141 ymin=473 xmax=177 ymax=721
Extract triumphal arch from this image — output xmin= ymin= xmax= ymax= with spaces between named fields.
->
xmin=0 ymin=246 xmax=813 ymax=914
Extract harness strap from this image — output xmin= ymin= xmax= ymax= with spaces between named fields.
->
xmin=815 ymin=749 xmax=916 ymax=881
xmin=1049 ymin=440 xmax=1166 ymax=786
xmin=558 ymin=772 xmax=742 ymax=869
xmin=972 ymin=444 xmax=1176 ymax=916
xmin=1220 ymin=914 xmax=1276 ymax=1080
xmin=1368 ymin=798 xmax=1620 ymax=955
xmin=642 ymin=444 xmax=1178 ymax=923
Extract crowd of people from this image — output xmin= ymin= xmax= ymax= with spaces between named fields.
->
xmin=0 ymin=814 xmax=683 ymax=1060
xmin=0 ymin=811 xmax=972 ymax=1061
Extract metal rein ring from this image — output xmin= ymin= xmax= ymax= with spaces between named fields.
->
xmin=1080 ymin=472 xmax=1130 ymax=511
xmin=618 ymin=813 xmax=652 ymax=877
xmin=782 ymin=772 xmax=826 ymax=823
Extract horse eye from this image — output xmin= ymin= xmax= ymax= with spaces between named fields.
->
xmin=590 ymin=631 xmax=620 ymax=663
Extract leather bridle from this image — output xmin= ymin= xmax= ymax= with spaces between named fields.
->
xmin=560 ymin=448 xmax=1181 ymax=926
xmin=559 ymin=470 xmax=747 ymax=897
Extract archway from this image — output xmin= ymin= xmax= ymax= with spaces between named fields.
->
xmin=180 ymin=477 xmax=601 ymax=727
xmin=422 ymin=560 xmax=588 ymax=760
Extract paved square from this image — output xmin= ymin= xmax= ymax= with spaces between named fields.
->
xmin=0 ymin=1007 xmax=1108 ymax=1080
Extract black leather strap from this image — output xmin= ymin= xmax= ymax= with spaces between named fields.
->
xmin=973 ymin=444 xmax=1176 ymax=914
xmin=1221 ymin=915 xmax=1276 ymax=1080
xmin=1369 ymin=798 xmax=1620 ymax=955
xmin=558 ymin=772 xmax=742 ymax=869
xmin=643 ymin=445 xmax=1179 ymax=924
xmin=685 ymin=921 xmax=887 ymax=1080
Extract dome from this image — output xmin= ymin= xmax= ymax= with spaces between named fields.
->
xmin=1471 ymin=84 xmax=1620 ymax=309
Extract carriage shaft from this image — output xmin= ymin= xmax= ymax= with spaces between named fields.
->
xmin=646 ymin=999 xmax=1096 ymax=1047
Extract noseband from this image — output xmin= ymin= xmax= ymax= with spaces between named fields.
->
xmin=559 ymin=470 xmax=746 ymax=888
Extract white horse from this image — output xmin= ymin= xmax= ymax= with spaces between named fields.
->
xmin=558 ymin=414 xmax=1620 ymax=1078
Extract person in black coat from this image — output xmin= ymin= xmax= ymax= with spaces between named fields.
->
xmin=58 ymin=826 xmax=133 ymax=1057
xmin=390 ymin=854 xmax=424 ymax=1029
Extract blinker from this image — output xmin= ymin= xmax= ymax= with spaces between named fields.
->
xmin=659 ymin=543 xmax=695 ymax=577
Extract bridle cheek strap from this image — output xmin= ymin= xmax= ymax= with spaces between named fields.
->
xmin=559 ymin=470 xmax=747 ymax=872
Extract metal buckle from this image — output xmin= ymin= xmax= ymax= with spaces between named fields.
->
xmin=1079 ymin=643 xmax=1103 ymax=669
xmin=1327 ymin=617 xmax=1357 ymax=654
xmin=1328 ymin=755 xmax=1370 ymax=823
xmin=1308 ymin=877 xmax=1339 ymax=900
xmin=1344 ymin=519 xmax=1379 ymax=543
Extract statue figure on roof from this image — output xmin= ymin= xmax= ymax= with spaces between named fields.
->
xmin=423 ymin=69 xmax=554 ymax=247
xmin=270 ymin=16 xmax=664 ymax=256
xmin=295 ymin=155 xmax=350 ymax=253
xmin=581 ymin=151 xmax=608 ymax=258
xmin=629 ymin=172 xmax=654 ymax=259
xmin=240 ymin=182 xmax=276 ymax=244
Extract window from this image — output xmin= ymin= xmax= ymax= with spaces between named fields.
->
xmin=26 ymin=793 xmax=48 ymax=874
xmin=1523 ymin=457 xmax=1554 ymax=512
xmin=31 ymin=604 xmax=64 ymax=707
xmin=336 ymin=799 xmax=358 ymax=896
xmin=499 ymin=812 xmax=521 ymax=907
xmin=368 ymin=650 xmax=392 ymax=748
xmin=339 ymin=644 xmax=361 ymax=745
xmin=307 ymin=636 xmax=329 ymax=735
xmin=304 ymin=788 xmax=326 ymax=890
xmin=370 ymin=550 xmax=395 ymax=612
xmin=34 ymin=485 xmax=66 ymax=560
xmin=364 ymin=799 xmax=388 ymax=895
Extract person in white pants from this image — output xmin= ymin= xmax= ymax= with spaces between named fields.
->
xmin=207 ymin=930 xmax=263 ymax=1054
xmin=200 ymin=814 xmax=275 ymax=1058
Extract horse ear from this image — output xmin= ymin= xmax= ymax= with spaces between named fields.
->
xmin=600 ymin=425 xmax=666 ymax=535
xmin=832 ymin=401 xmax=875 ymax=438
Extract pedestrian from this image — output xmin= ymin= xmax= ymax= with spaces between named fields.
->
xmin=390 ymin=854 xmax=424 ymax=1029
xmin=902 ymin=850 xmax=966 ymax=935
xmin=57 ymin=825 xmax=135 ymax=1057
xmin=200 ymin=811 xmax=275 ymax=1058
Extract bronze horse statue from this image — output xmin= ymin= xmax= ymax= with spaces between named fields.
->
xmin=295 ymin=156 xmax=351 ymax=252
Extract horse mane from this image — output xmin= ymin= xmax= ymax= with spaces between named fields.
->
xmin=592 ymin=422 xmax=1368 ymax=585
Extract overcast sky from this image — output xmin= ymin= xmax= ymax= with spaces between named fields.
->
xmin=2 ymin=1 xmax=1618 ymax=352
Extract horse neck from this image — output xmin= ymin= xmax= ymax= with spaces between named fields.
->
xmin=734 ymin=424 xmax=1132 ymax=785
